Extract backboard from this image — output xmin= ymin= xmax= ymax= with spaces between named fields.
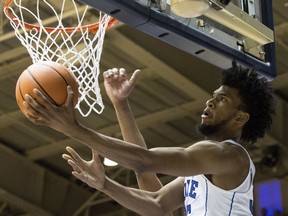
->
xmin=78 ymin=0 xmax=276 ymax=80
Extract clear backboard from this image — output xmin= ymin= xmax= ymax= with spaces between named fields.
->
xmin=78 ymin=0 xmax=276 ymax=80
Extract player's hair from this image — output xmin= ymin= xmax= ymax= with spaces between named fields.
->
xmin=221 ymin=61 xmax=276 ymax=144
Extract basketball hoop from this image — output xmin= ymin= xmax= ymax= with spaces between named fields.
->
xmin=4 ymin=0 xmax=118 ymax=117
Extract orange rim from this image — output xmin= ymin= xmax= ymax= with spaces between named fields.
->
xmin=4 ymin=0 xmax=118 ymax=34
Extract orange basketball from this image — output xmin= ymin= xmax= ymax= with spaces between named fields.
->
xmin=15 ymin=61 xmax=79 ymax=117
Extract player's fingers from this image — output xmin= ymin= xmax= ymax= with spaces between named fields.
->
xmin=22 ymin=106 xmax=44 ymax=125
xmin=104 ymin=69 xmax=113 ymax=78
xmin=71 ymin=171 xmax=85 ymax=182
xmin=66 ymin=146 xmax=84 ymax=163
xmin=111 ymin=68 xmax=120 ymax=80
xmin=103 ymin=69 xmax=116 ymax=82
xmin=119 ymin=68 xmax=126 ymax=77
xmin=112 ymin=68 xmax=119 ymax=75
xmin=67 ymin=159 xmax=81 ymax=173
xmin=129 ymin=69 xmax=141 ymax=84
xmin=92 ymin=149 xmax=99 ymax=160
xmin=62 ymin=153 xmax=72 ymax=161
xmin=63 ymin=154 xmax=82 ymax=173
xmin=32 ymin=88 xmax=52 ymax=108
xmin=24 ymin=93 xmax=43 ymax=111
xmin=103 ymin=70 xmax=109 ymax=78
xmin=23 ymin=100 xmax=38 ymax=116
xmin=65 ymin=86 xmax=75 ymax=107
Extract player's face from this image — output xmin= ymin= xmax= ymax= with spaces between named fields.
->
xmin=198 ymin=85 xmax=243 ymax=136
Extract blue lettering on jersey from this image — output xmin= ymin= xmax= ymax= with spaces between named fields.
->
xmin=184 ymin=179 xmax=199 ymax=198
xmin=186 ymin=204 xmax=192 ymax=215
xmin=190 ymin=180 xmax=198 ymax=198
xmin=249 ymin=199 xmax=253 ymax=214
xmin=184 ymin=179 xmax=199 ymax=215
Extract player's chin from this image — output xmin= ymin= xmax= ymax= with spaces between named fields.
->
xmin=201 ymin=117 xmax=213 ymax=124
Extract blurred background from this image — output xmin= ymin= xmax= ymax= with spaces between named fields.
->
xmin=0 ymin=0 xmax=287 ymax=215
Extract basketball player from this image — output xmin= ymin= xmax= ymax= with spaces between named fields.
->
xmin=24 ymin=62 xmax=276 ymax=215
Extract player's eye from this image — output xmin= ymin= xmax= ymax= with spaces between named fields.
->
xmin=220 ymin=96 xmax=227 ymax=101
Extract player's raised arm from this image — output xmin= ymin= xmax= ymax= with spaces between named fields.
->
xmin=103 ymin=68 xmax=165 ymax=192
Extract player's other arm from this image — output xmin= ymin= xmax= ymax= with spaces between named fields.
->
xmin=114 ymin=98 xmax=165 ymax=190
xmin=102 ymin=176 xmax=184 ymax=216
xmin=104 ymin=68 xmax=164 ymax=191
xmin=63 ymin=147 xmax=184 ymax=216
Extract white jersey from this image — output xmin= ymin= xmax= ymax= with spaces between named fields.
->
xmin=184 ymin=140 xmax=255 ymax=216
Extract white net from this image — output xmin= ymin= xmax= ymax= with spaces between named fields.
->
xmin=4 ymin=0 xmax=115 ymax=117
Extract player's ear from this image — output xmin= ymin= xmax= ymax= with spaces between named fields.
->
xmin=236 ymin=111 xmax=250 ymax=124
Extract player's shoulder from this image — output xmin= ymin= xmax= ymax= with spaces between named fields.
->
xmin=192 ymin=140 xmax=249 ymax=175
xmin=190 ymin=140 xmax=246 ymax=157
xmin=192 ymin=140 xmax=231 ymax=149
xmin=193 ymin=139 xmax=241 ymax=147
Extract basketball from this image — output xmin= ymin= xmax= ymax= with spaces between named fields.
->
xmin=15 ymin=61 xmax=79 ymax=117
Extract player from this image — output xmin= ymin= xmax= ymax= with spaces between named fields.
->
xmin=23 ymin=62 xmax=276 ymax=215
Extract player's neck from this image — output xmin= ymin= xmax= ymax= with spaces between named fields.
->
xmin=205 ymin=126 xmax=242 ymax=142
xmin=204 ymin=133 xmax=241 ymax=143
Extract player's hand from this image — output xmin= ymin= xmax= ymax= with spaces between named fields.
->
xmin=103 ymin=68 xmax=141 ymax=105
xmin=62 ymin=146 xmax=106 ymax=190
xmin=23 ymin=86 xmax=77 ymax=133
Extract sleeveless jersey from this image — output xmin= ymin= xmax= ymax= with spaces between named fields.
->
xmin=183 ymin=140 xmax=255 ymax=216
